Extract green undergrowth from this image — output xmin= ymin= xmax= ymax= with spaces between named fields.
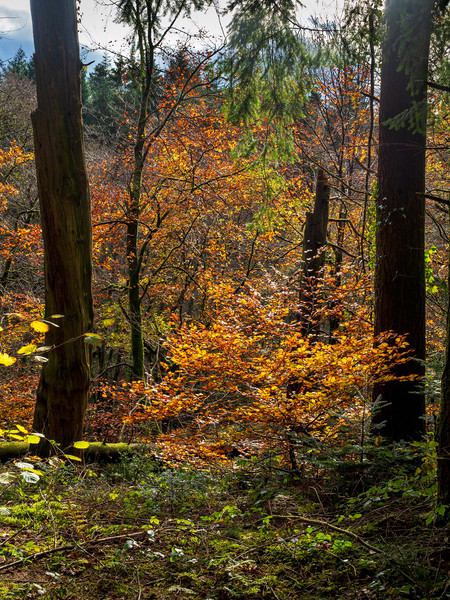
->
xmin=0 ymin=444 xmax=448 ymax=600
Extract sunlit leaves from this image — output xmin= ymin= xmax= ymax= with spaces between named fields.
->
xmin=0 ymin=144 xmax=34 ymax=200
xmin=27 ymin=435 xmax=42 ymax=445
xmin=30 ymin=320 xmax=50 ymax=333
xmin=138 ymin=276 xmax=416 ymax=466
xmin=0 ymin=472 xmax=17 ymax=485
xmin=73 ymin=440 xmax=90 ymax=449
xmin=21 ymin=471 xmax=40 ymax=483
xmin=84 ymin=333 xmax=102 ymax=346
xmin=64 ymin=454 xmax=82 ymax=462
xmin=17 ymin=343 xmax=38 ymax=356
xmin=0 ymin=353 xmax=16 ymax=366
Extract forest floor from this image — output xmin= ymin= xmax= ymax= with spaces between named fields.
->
xmin=0 ymin=445 xmax=449 ymax=600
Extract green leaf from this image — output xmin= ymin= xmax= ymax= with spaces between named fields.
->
xmin=21 ymin=471 xmax=40 ymax=484
xmin=0 ymin=472 xmax=17 ymax=484
xmin=123 ymin=539 xmax=140 ymax=551
xmin=84 ymin=333 xmax=102 ymax=346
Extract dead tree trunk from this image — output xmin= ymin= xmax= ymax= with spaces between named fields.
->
xmin=298 ymin=167 xmax=330 ymax=337
xmin=286 ymin=168 xmax=330 ymax=470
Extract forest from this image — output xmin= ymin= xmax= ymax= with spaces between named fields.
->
xmin=0 ymin=0 xmax=449 ymax=598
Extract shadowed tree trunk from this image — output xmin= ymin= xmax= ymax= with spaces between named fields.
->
xmin=437 ymin=204 xmax=450 ymax=520
xmin=298 ymin=167 xmax=330 ymax=338
xmin=286 ymin=167 xmax=330 ymax=470
xmin=30 ymin=0 xmax=93 ymax=456
xmin=438 ymin=280 xmax=450 ymax=520
xmin=372 ymin=0 xmax=434 ymax=442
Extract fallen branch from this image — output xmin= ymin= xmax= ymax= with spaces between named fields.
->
xmin=261 ymin=514 xmax=381 ymax=554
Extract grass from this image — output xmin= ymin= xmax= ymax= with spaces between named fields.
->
xmin=0 ymin=446 xmax=448 ymax=600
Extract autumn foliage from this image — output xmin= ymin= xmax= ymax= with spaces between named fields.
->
xmin=0 ymin=45 xmax=445 ymax=467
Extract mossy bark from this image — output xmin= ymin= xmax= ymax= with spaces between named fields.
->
xmin=372 ymin=0 xmax=434 ymax=442
xmin=30 ymin=0 xmax=93 ymax=456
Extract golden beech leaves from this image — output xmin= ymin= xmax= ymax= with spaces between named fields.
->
xmin=0 ymin=55 xmax=443 ymax=469
xmin=73 ymin=440 xmax=90 ymax=449
xmin=30 ymin=320 xmax=50 ymax=333
xmin=17 ymin=343 xmax=38 ymax=356
xmin=0 ymin=353 xmax=16 ymax=366
xmin=113 ymin=275 xmax=417 ymax=466
xmin=0 ymin=144 xmax=34 ymax=201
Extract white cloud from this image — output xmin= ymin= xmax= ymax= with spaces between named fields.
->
xmin=0 ymin=0 xmax=344 ymax=65
xmin=0 ymin=2 xmax=32 ymax=44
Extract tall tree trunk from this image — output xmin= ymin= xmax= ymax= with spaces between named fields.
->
xmin=286 ymin=168 xmax=329 ymax=469
xmin=30 ymin=0 xmax=93 ymax=456
xmin=372 ymin=0 xmax=434 ymax=442
xmin=299 ymin=167 xmax=330 ymax=338
xmin=126 ymin=47 xmax=153 ymax=382
xmin=437 ymin=208 xmax=450 ymax=521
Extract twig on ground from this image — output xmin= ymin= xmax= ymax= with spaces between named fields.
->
xmin=0 ymin=529 xmax=146 ymax=572
xmin=259 ymin=513 xmax=381 ymax=554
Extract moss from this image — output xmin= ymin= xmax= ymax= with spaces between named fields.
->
xmin=0 ymin=442 xmax=28 ymax=462
xmin=0 ymin=499 xmax=74 ymax=529
xmin=0 ymin=441 xmax=149 ymax=464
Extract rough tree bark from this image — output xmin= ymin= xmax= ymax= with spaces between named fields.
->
xmin=30 ymin=0 xmax=93 ymax=456
xmin=372 ymin=0 xmax=434 ymax=442
xmin=438 ymin=267 xmax=450 ymax=519
xmin=286 ymin=168 xmax=329 ymax=470
xmin=299 ymin=167 xmax=330 ymax=338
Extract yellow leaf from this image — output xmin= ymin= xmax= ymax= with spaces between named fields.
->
xmin=102 ymin=318 xmax=115 ymax=327
xmin=27 ymin=435 xmax=41 ymax=445
xmin=0 ymin=353 xmax=16 ymax=366
xmin=16 ymin=425 xmax=28 ymax=434
xmin=17 ymin=343 xmax=37 ymax=355
xmin=9 ymin=434 xmax=24 ymax=440
xmin=21 ymin=467 xmax=44 ymax=476
xmin=64 ymin=454 xmax=82 ymax=462
xmin=30 ymin=321 xmax=50 ymax=333
xmin=73 ymin=441 xmax=90 ymax=449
